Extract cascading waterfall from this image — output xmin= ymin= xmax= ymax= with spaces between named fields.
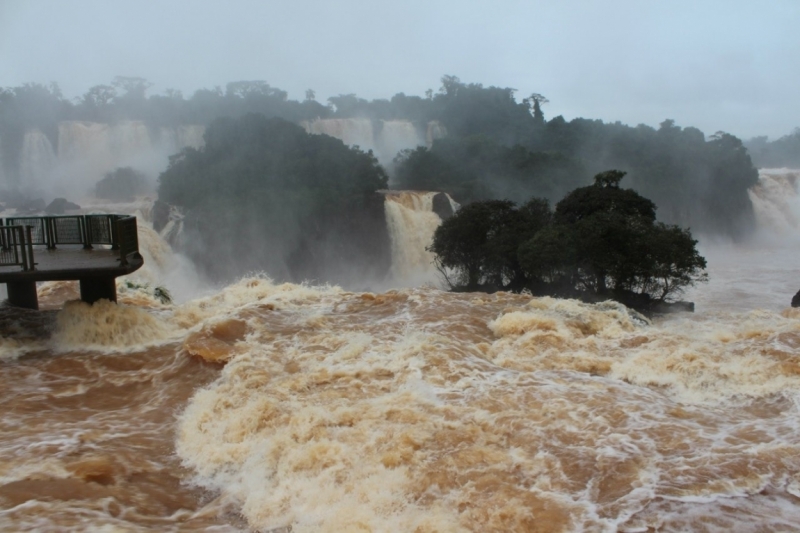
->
xmin=0 ymin=136 xmax=6 ymax=188
xmin=302 ymin=118 xmax=376 ymax=152
xmin=56 ymin=121 xmax=206 ymax=192
xmin=175 ymin=124 xmax=206 ymax=150
xmin=377 ymin=120 xmax=426 ymax=161
xmin=301 ymin=119 xmax=444 ymax=164
xmin=20 ymin=129 xmax=57 ymax=191
xmin=108 ymin=121 xmax=152 ymax=162
xmin=158 ymin=204 xmax=186 ymax=248
xmin=426 ymin=120 xmax=447 ymax=145
xmin=748 ymin=169 xmax=800 ymax=234
xmin=383 ymin=191 xmax=453 ymax=285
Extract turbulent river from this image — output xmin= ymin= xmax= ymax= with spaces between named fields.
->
xmin=2 ymin=171 xmax=800 ymax=532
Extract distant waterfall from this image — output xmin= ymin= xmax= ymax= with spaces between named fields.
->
xmin=377 ymin=121 xmax=425 ymax=161
xmin=43 ymin=121 xmax=206 ymax=196
xmin=175 ymin=125 xmax=205 ymax=150
xmin=303 ymin=118 xmax=376 ymax=151
xmin=0 ymin=136 xmax=6 ymax=188
xmin=158 ymin=204 xmax=186 ymax=248
xmin=426 ymin=121 xmax=447 ymax=145
xmin=383 ymin=191 xmax=457 ymax=286
xmin=301 ymin=119 xmax=445 ymax=164
xmin=748 ymin=169 xmax=800 ymax=234
xmin=20 ymin=129 xmax=57 ymax=190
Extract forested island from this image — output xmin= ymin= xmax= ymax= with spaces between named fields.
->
xmin=430 ymin=170 xmax=706 ymax=313
xmin=0 ymin=75 xmax=779 ymax=306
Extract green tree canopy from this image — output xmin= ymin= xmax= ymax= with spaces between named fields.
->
xmin=158 ymin=114 xmax=390 ymax=284
xmin=430 ymin=171 xmax=707 ymax=312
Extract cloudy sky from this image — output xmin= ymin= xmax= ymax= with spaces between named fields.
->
xmin=1 ymin=0 xmax=798 ymax=139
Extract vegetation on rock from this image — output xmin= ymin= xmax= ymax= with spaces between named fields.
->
xmin=157 ymin=114 xmax=390 ymax=285
xmin=430 ymin=171 xmax=707 ymax=312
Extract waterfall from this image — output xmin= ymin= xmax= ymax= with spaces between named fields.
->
xmin=176 ymin=125 xmax=205 ymax=150
xmin=0 ymin=135 xmax=8 ymax=189
xmin=109 ymin=121 xmax=152 ymax=161
xmin=58 ymin=120 xmax=114 ymax=168
xmin=20 ymin=129 xmax=57 ymax=190
xmin=301 ymin=119 xmax=443 ymax=164
xmin=53 ymin=121 xmax=206 ymax=195
xmin=302 ymin=118 xmax=376 ymax=152
xmin=383 ymin=191 xmax=446 ymax=286
xmin=748 ymin=169 xmax=800 ymax=234
xmin=426 ymin=120 xmax=447 ymax=146
xmin=158 ymin=204 xmax=186 ymax=248
xmin=377 ymin=121 xmax=426 ymax=161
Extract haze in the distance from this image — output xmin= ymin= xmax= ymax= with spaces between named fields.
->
xmin=1 ymin=0 xmax=798 ymax=139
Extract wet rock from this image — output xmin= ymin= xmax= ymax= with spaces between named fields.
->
xmin=651 ymin=300 xmax=695 ymax=314
xmin=152 ymin=200 xmax=170 ymax=233
xmin=45 ymin=198 xmax=81 ymax=215
xmin=792 ymin=290 xmax=800 ymax=308
xmin=432 ymin=192 xmax=454 ymax=220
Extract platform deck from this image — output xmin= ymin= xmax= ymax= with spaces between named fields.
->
xmin=0 ymin=246 xmax=142 ymax=283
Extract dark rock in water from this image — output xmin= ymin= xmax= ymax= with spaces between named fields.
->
xmin=45 ymin=198 xmax=81 ymax=215
xmin=792 ymin=290 xmax=800 ymax=308
xmin=152 ymin=200 xmax=171 ymax=233
xmin=650 ymin=300 xmax=695 ymax=314
xmin=432 ymin=192 xmax=454 ymax=220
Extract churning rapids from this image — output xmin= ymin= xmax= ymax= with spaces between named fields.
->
xmin=1 ymin=171 xmax=800 ymax=532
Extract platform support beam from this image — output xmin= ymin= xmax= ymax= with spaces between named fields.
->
xmin=6 ymin=281 xmax=39 ymax=310
xmin=79 ymin=277 xmax=117 ymax=304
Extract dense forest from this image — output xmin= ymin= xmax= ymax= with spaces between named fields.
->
xmin=0 ymin=75 xmax=770 ymax=252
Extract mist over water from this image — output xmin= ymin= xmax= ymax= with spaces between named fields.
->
xmin=687 ymin=169 xmax=800 ymax=312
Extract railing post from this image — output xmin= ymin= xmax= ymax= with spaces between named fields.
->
xmin=110 ymin=215 xmax=120 ymax=250
xmin=12 ymin=227 xmax=25 ymax=271
xmin=46 ymin=217 xmax=56 ymax=249
xmin=81 ymin=216 xmax=92 ymax=249
xmin=25 ymin=226 xmax=35 ymax=271
xmin=85 ymin=215 xmax=93 ymax=247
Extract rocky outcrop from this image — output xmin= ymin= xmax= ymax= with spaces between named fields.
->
xmin=151 ymin=200 xmax=171 ymax=233
xmin=432 ymin=192 xmax=454 ymax=220
xmin=45 ymin=198 xmax=81 ymax=215
xmin=650 ymin=300 xmax=695 ymax=314
xmin=792 ymin=290 xmax=800 ymax=308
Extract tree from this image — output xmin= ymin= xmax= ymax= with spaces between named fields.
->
xmin=96 ymin=167 xmax=148 ymax=201
xmin=430 ymin=171 xmax=707 ymax=310
xmin=543 ymin=171 xmax=705 ymax=303
xmin=157 ymin=114 xmax=390 ymax=284
xmin=429 ymin=200 xmax=518 ymax=290
xmin=112 ymin=76 xmax=152 ymax=100
xmin=523 ymin=93 xmax=548 ymax=124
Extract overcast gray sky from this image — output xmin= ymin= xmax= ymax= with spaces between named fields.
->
xmin=1 ymin=0 xmax=798 ymax=139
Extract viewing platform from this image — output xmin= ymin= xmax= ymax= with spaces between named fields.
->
xmin=0 ymin=214 xmax=143 ymax=310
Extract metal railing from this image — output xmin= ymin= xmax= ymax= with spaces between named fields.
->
xmin=116 ymin=217 xmax=139 ymax=266
xmin=85 ymin=214 xmax=122 ymax=249
xmin=0 ymin=225 xmax=35 ymax=271
xmin=1 ymin=214 xmax=127 ymax=250
xmin=4 ymin=217 xmax=48 ymax=246
xmin=0 ymin=214 xmax=139 ymax=270
xmin=50 ymin=216 xmax=88 ymax=247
